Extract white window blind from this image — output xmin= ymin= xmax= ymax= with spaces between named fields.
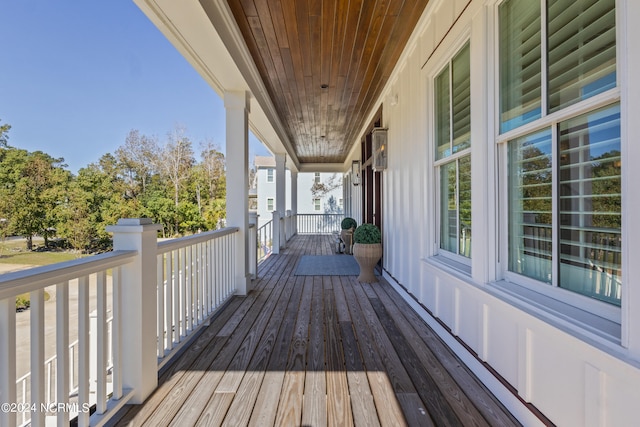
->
xmin=499 ymin=0 xmax=542 ymax=132
xmin=499 ymin=0 xmax=616 ymax=132
xmin=548 ymin=0 xmax=616 ymax=112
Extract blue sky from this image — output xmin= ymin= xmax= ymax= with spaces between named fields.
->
xmin=0 ymin=1 xmax=269 ymax=173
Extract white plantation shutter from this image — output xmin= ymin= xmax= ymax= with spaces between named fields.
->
xmin=499 ymin=0 xmax=542 ymax=132
xmin=435 ymin=65 xmax=451 ymax=160
xmin=452 ymin=43 xmax=471 ymax=154
xmin=547 ymin=0 xmax=616 ymax=112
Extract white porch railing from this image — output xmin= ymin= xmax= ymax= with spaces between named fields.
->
xmin=297 ymin=213 xmax=343 ymax=234
xmin=0 ymin=219 xmax=242 ymax=427
xmin=0 ymin=251 xmax=136 ymax=427
xmin=14 ymin=318 xmax=114 ymax=427
xmin=155 ymin=227 xmax=238 ymax=367
xmin=256 ymin=220 xmax=273 ymax=264
xmin=265 ymin=213 xmax=343 ymax=258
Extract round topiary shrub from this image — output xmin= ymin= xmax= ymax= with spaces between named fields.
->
xmin=353 ymin=223 xmax=381 ymax=244
xmin=341 ymin=217 xmax=357 ymax=230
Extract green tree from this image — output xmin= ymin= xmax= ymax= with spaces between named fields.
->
xmin=203 ymin=198 xmax=226 ymax=230
xmin=0 ymin=119 xmax=10 ymax=148
xmin=144 ymin=191 xmax=177 ymax=238
xmin=178 ymin=201 xmax=205 ymax=234
xmin=55 ymin=181 xmax=95 ymax=253
xmin=200 ymin=140 xmax=226 ymax=200
xmin=155 ymin=126 xmax=194 ymax=235
xmin=59 ymin=155 xmax=142 ymax=251
xmin=2 ymin=150 xmax=69 ymax=249
xmin=116 ymin=129 xmax=158 ymax=197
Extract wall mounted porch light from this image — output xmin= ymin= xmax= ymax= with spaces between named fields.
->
xmin=351 ymin=160 xmax=361 ymax=185
xmin=372 ymin=127 xmax=388 ymax=171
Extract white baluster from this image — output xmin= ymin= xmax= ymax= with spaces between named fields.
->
xmin=112 ymin=267 xmax=122 ymax=400
xmin=0 ymin=297 xmax=17 ymax=427
xmin=96 ymin=271 xmax=107 ymax=414
xmin=164 ymin=251 xmax=172 ymax=352
xmin=56 ymin=281 xmax=70 ymax=425
xmin=156 ymin=254 xmax=164 ymax=358
xmin=77 ymin=275 xmax=90 ymax=427
xmin=30 ymin=288 xmax=45 ymax=427
xmin=186 ymin=245 xmax=193 ymax=332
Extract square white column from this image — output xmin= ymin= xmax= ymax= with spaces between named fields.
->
xmin=225 ymin=90 xmax=251 ymax=295
xmin=291 ymin=170 xmax=298 ymax=235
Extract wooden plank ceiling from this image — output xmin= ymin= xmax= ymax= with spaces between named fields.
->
xmin=227 ymin=0 xmax=430 ymax=164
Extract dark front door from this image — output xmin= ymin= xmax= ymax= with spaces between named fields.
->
xmin=361 ymin=124 xmax=384 ymax=268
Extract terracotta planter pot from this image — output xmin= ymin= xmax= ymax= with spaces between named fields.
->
xmin=341 ymin=229 xmax=354 ymax=254
xmin=353 ymin=243 xmax=382 ymax=283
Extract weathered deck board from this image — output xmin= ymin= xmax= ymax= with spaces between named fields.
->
xmin=115 ymin=234 xmax=521 ymax=427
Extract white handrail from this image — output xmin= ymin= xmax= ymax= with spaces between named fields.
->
xmin=0 ymin=250 xmax=137 ymax=300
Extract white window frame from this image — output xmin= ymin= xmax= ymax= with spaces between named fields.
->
xmin=314 ymin=198 xmax=321 ymax=212
xmin=495 ymin=0 xmax=621 ymax=322
xmin=432 ymin=39 xmax=473 ymax=267
xmin=266 ymin=168 xmax=274 ymax=183
xmin=266 ymin=197 xmax=274 ymax=212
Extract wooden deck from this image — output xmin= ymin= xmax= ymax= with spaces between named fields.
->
xmin=114 ymin=234 xmax=521 ymax=427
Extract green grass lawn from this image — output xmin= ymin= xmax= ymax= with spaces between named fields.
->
xmin=0 ymin=238 xmax=81 ymax=265
xmin=1 ymin=238 xmax=80 ymax=309
xmin=0 ymin=251 xmax=79 ymax=265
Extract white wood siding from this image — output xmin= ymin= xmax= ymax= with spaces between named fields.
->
xmin=345 ymin=0 xmax=640 ymax=425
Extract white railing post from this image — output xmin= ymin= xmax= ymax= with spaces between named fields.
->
xmin=283 ymin=211 xmax=288 ymax=242
xmin=249 ymin=213 xmax=258 ymax=279
xmin=0 ymin=299 xmax=16 ymax=427
xmin=272 ymin=211 xmax=281 ymax=254
xmin=106 ymin=218 xmax=162 ymax=404
xmin=286 ymin=210 xmax=292 ymax=241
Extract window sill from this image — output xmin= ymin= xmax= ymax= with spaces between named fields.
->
xmin=423 ymin=254 xmax=472 ymax=278
xmin=486 ymin=280 xmax=621 ymax=345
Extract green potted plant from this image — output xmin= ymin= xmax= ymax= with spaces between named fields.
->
xmin=352 ymin=223 xmax=382 ymax=283
xmin=340 ymin=217 xmax=357 ymax=254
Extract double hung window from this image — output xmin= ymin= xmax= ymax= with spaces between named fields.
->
xmin=500 ymin=0 xmax=620 ymax=306
xmin=435 ymin=42 xmax=471 ymax=260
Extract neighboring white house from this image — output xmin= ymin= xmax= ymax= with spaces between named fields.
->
xmin=254 ymin=155 xmax=343 ymax=228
